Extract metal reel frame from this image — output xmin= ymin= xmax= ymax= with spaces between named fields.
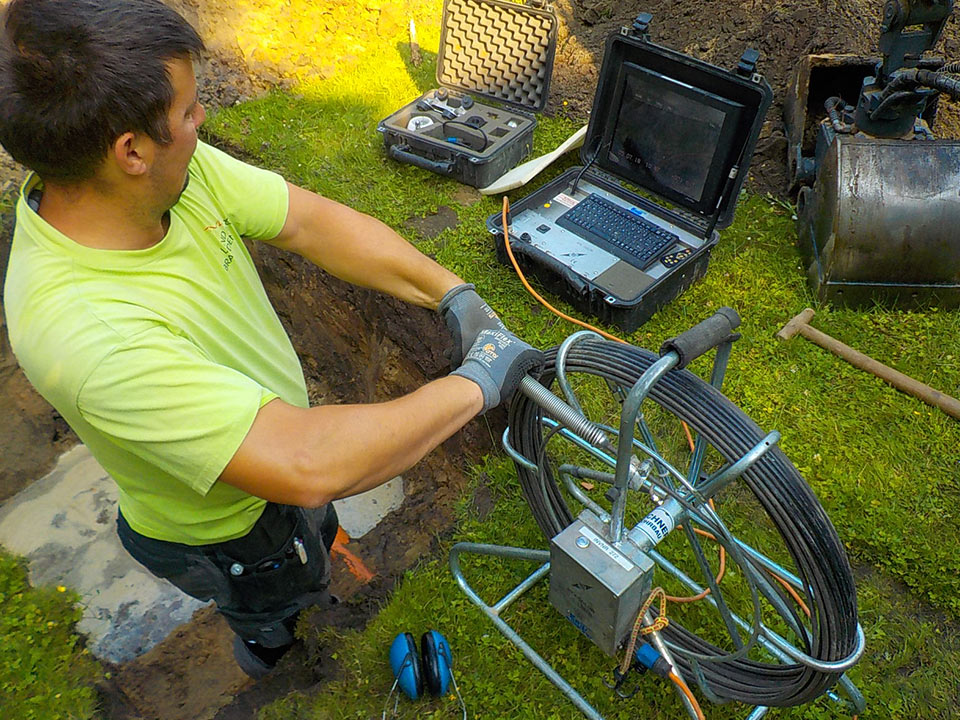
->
xmin=450 ymin=322 xmax=865 ymax=720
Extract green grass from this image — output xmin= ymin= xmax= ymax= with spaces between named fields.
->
xmin=0 ymin=551 xmax=101 ymax=719
xmin=197 ymin=3 xmax=960 ymax=718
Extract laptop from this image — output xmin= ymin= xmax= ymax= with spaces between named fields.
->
xmin=487 ymin=16 xmax=772 ymax=331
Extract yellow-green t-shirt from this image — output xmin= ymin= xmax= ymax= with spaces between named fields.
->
xmin=3 ymin=141 xmax=307 ymax=545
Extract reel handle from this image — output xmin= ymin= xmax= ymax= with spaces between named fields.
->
xmin=659 ymin=307 xmax=741 ymax=369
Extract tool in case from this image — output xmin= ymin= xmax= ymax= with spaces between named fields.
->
xmin=487 ymin=14 xmax=772 ymax=332
xmin=378 ymin=0 xmax=557 ymax=188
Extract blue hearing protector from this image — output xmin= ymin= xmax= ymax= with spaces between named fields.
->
xmin=389 ymin=630 xmax=453 ymax=699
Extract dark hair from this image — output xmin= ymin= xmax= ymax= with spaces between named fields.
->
xmin=0 ymin=0 xmax=205 ymax=183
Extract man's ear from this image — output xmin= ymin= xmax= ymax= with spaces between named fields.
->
xmin=112 ymin=131 xmax=153 ymax=176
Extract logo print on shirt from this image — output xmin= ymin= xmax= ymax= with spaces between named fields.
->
xmin=205 ymin=218 xmax=235 ymax=271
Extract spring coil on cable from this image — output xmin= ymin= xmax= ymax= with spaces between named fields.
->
xmin=507 ymin=340 xmax=859 ymax=708
xmin=520 ymin=378 xmax=611 ymax=450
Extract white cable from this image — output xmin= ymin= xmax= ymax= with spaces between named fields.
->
xmin=450 ymin=671 xmax=468 ymax=720
xmin=381 ymin=675 xmax=400 ymax=720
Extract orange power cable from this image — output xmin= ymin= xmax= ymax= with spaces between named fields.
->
xmin=501 ymin=197 xmax=628 ymax=345
xmin=669 ymin=671 xmax=706 ymax=720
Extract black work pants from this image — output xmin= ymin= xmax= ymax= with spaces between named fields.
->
xmin=117 ymin=502 xmax=338 ymax=648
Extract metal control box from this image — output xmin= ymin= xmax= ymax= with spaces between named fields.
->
xmin=549 ymin=511 xmax=654 ymax=656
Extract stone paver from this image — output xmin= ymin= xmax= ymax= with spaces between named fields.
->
xmin=0 ymin=445 xmax=205 ymax=663
xmin=0 ymin=445 xmax=404 ymax=662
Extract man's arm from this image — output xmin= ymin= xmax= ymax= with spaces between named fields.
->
xmin=219 ymin=327 xmax=542 ymax=508
xmin=219 ymin=375 xmax=484 ymax=508
xmin=265 ymin=182 xmax=462 ymax=309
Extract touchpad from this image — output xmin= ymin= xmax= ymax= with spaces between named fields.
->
xmin=595 ymin=262 xmax=654 ymax=302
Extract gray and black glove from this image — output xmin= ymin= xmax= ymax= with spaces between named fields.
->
xmin=437 ymin=283 xmax=507 ymax=368
xmin=451 ymin=328 xmax=543 ymax=413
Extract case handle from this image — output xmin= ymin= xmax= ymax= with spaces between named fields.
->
xmin=659 ymin=307 xmax=741 ymax=369
xmin=627 ymin=12 xmax=652 ymax=39
xmin=389 ymin=144 xmax=454 ymax=175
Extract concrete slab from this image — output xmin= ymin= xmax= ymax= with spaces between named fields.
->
xmin=333 ymin=476 xmax=404 ymax=538
xmin=0 ymin=445 xmax=406 ymax=663
xmin=0 ymin=445 xmax=206 ymax=663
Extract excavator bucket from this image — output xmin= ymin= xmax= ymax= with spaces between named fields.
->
xmin=785 ymin=54 xmax=878 ymax=189
xmin=786 ymin=54 xmax=960 ymax=308
xmin=795 ymin=135 xmax=960 ymax=307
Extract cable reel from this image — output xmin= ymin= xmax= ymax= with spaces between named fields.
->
xmin=451 ymin=308 xmax=865 ymax=720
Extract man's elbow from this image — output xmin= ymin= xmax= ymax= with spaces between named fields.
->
xmin=283 ymin=449 xmax=339 ymax=509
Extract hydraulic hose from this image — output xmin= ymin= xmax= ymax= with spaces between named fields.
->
xmin=916 ymin=69 xmax=960 ymax=99
xmin=508 ymin=340 xmax=859 ymax=707
xmin=824 ymin=96 xmax=855 ymax=133
xmin=875 ymin=68 xmax=960 ymax=112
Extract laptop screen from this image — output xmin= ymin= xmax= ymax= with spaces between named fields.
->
xmin=601 ymin=62 xmax=745 ymax=214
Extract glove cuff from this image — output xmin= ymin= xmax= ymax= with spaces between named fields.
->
xmin=436 ymin=283 xmax=476 ymax=315
xmin=451 ymin=365 xmax=499 ymax=414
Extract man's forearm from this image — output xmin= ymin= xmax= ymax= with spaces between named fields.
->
xmin=219 ymin=375 xmax=484 ymax=507
xmin=271 ymin=184 xmax=463 ymax=308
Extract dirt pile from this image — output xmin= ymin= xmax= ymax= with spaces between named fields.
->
xmin=550 ymin=0 xmax=959 ymax=194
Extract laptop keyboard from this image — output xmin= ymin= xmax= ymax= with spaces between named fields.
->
xmin=556 ymin=193 xmax=678 ymax=268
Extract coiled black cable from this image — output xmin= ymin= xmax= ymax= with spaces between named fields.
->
xmin=507 ymin=340 xmax=859 ymax=707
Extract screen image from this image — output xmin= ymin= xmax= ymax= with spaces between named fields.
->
xmin=604 ymin=63 xmax=743 ymax=207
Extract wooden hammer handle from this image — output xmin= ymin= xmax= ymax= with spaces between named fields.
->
xmin=798 ymin=324 xmax=960 ymax=420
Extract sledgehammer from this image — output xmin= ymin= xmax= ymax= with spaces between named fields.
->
xmin=777 ymin=308 xmax=960 ymax=420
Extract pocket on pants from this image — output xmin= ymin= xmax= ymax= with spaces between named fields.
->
xmin=212 ymin=509 xmax=330 ymax=615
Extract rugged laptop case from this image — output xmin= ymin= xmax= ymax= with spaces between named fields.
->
xmin=486 ymin=14 xmax=773 ymax=332
xmin=378 ymin=0 xmax=557 ymax=188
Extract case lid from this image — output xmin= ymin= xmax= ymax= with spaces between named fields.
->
xmin=436 ymin=0 xmax=558 ymax=112
xmin=581 ymin=17 xmax=773 ymax=231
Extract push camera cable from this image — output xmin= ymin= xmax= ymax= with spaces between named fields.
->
xmin=499 ymin=199 xmax=858 ymax=706
xmin=507 ymin=340 xmax=859 ymax=706
xmin=499 ymin=197 xmax=812 ymax=630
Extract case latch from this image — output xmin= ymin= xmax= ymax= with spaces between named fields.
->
xmin=623 ymin=12 xmax=652 ymax=40
xmin=736 ymin=48 xmax=760 ymax=78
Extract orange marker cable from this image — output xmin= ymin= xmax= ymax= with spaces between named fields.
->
xmin=330 ymin=526 xmax=375 ymax=583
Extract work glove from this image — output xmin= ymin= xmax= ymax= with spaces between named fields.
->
xmin=437 ymin=283 xmax=507 ymax=368
xmin=451 ymin=328 xmax=544 ymax=414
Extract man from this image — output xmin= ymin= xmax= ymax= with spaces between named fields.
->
xmin=0 ymin=0 xmax=541 ymax=678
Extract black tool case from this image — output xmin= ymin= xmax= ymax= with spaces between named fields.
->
xmin=486 ymin=15 xmax=772 ymax=332
xmin=377 ymin=0 xmax=557 ymax=188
